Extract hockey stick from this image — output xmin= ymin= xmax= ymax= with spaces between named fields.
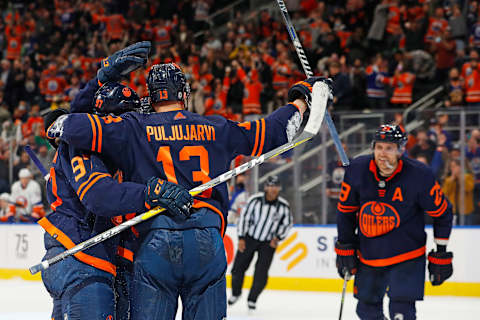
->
xmin=275 ymin=0 xmax=349 ymax=166
xmin=29 ymin=82 xmax=330 ymax=275
xmin=24 ymin=145 xmax=49 ymax=180
xmin=338 ymin=270 xmax=349 ymax=320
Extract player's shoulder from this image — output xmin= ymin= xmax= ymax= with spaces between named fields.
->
xmin=401 ymin=156 xmax=431 ymax=172
xmin=185 ymin=110 xmax=230 ymax=126
xmin=401 ymin=156 xmax=434 ymax=177
xmin=348 ymin=155 xmax=372 ymax=170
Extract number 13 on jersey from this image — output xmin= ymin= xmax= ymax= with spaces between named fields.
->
xmin=156 ymin=145 xmax=212 ymax=198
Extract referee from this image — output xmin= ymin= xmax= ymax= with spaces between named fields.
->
xmin=228 ymin=175 xmax=293 ymax=311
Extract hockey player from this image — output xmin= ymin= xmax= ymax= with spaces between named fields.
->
xmin=47 ymin=62 xmax=331 ymax=319
xmin=335 ymin=124 xmax=453 ymax=320
xmin=40 ymin=42 xmax=193 ymax=320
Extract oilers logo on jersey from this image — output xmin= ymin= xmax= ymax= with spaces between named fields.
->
xmin=358 ymin=201 xmax=400 ymax=238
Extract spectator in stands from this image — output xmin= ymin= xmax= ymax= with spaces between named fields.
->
xmin=328 ymin=60 xmax=352 ymax=109
xmin=444 ymin=67 xmax=464 ymax=107
xmin=409 ymin=129 xmax=436 ymax=164
xmin=428 ymin=115 xmax=453 ymax=150
xmin=0 ymin=193 xmax=11 ymax=222
xmin=8 ymin=168 xmax=44 ymax=222
xmin=442 ymin=158 xmax=475 ymax=225
xmin=31 ymin=144 xmax=53 ymax=182
xmin=13 ymin=150 xmax=32 ymax=182
xmin=228 ymin=173 xmax=248 ymax=224
xmin=449 ymin=4 xmax=467 ymax=53
xmin=365 ymin=54 xmax=388 ymax=109
xmin=431 ymin=26 xmax=457 ymax=83
xmin=381 ymin=58 xmax=416 ymax=108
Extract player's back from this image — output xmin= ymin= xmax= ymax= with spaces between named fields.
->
xmin=111 ymin=110 xmax=255 ymax=233
xmin=56 ymin=102 xmax=301 ymax=233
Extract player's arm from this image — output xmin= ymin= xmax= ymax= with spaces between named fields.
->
xmin=70 ymin=77 xmax=100 ymax=113
xmin=335 ymin=167 xmax=360 ymax=245
xmin=334 ymin=165 xmax=360 ymax=279
xmin=66 ymin=148 xmax=147 ymax=217
xmin=47 ymin=112 xmax=129 ymax=160
xmin=227 ymin=78 xmax=330 ymax=157
xmin=419 ymin=169 xmax=454 ymax=285
xmin=419 ymin=170 xmax=453 ymax=249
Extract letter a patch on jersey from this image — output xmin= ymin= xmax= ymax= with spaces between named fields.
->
xmin=392 ymin=187 xmax=403 ymax=202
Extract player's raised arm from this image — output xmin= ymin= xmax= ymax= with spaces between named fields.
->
xmin=227 ymin=77 xmax=331 ymax=157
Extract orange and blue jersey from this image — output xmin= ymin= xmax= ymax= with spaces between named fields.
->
xmin=39 ymin=141 xmax=147 ymax=276
xmin=365 ymin=65 xmax=387 ymax=99
xmin=337 ymin=155 xmax=452 ymax=267
xmin=51 ymin=104 xmax=302 ymax=235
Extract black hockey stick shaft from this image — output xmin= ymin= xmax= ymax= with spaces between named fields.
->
xmin=29 ymin=82 xmax=331 ymax=275
xmin=275 ymin=0 xmax=349 ymax=166
xmin=339 ymin=270 xmax=349 ymax=320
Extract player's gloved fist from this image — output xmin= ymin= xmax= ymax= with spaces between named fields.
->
xmin=97 ymin=41 xmax=151 ymax=85
xmin=428 ymin=250 xmax=453 ymax=286
xmin=288 ymin=77 xmax=333 ymax=106
xmin=145 ymin=177 xmax=193 ymax=219
xmin=335 ymin=241 xmax=358 ymax=280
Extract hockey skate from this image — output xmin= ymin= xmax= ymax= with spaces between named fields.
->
xmin=227 ymin=295 xmax=241 ymax=306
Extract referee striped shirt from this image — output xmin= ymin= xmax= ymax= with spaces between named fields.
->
xmin=237 ymin=192 xmax=293 ymax=241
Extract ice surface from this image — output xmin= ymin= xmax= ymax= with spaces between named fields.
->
xmin=0 ymin=279 xmax=478 ymax=319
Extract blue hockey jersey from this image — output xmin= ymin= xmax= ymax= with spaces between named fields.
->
xmin=39 ymin=142 xmax=147 ymax=276
xmin=337 ymin=155 xmax=453 ymax=267
xmin=52 ymin=104 xmax=301 ymax=234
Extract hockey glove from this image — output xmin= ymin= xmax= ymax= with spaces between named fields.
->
xmin=428 ymin=250 xmax=453 ymax=286
xmin=97 ymin=41 xmax=151 ymax=85
xmin=288 ymin=77 xmax=333 ymax=107
xmin=335 ymin=241 xmax=358 ymax=279
xmin=44 ymin=108 xmax=69 ymax=148
xmin=145 ymin=177 xmax=193 ymax=219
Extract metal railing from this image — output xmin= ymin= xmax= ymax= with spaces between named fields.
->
xmin=258 ymin=123 xmax=365 ymax=184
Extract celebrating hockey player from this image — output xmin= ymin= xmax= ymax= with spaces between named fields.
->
xmin=47 ymin=58 xmax=332 ymax=318
xmin=335 ymin=124 xmax=454 ymax=320
xmin=39 ymin=42 xmax=192 ymax=320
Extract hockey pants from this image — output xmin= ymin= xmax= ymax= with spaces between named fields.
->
xmin=41 ymin=233 xmax=115 ymax=320
xmin=131 ymin=227 xmax=227 ymax=320
xmin=354 ymin=256 xmax=425 ymax=320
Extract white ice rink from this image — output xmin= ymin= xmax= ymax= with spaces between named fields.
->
xmin=0 ymin=279 xmax=479 ymax=319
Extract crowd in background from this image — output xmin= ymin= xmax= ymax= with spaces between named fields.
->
xmin=0 ymin=0 xmax=478 ymax=224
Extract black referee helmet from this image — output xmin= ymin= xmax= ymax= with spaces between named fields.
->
xmin=264 ymin=175 xmax=280 ymax=187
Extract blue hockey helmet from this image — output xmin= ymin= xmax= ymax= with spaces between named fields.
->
xmin=373 ymin=124 xmax=407 ymax=148
xmin=94 ymin=82 xmax=141 ymax=116
xmin=147 ymin=63 xmax=191 ymax=105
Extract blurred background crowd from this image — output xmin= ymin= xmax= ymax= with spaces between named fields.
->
xmin=0 ymin=0 xmax=479 ymax=225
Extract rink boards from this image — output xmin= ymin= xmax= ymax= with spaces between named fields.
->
xmin=0 ymin=224 xmax=479 ymax=297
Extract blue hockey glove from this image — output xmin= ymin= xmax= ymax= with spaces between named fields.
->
xmin=288 ymin=77 xmax=333 ymax=107
xmin=335 ymin=241 xmax=358 ymax=279
xmin=97 ymin=41 xmax=151 ymax=85
xmin=428 ymin=250 xmax=453 ymax=286
xmin=145 ymin=177 xmax=193 ymax=219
